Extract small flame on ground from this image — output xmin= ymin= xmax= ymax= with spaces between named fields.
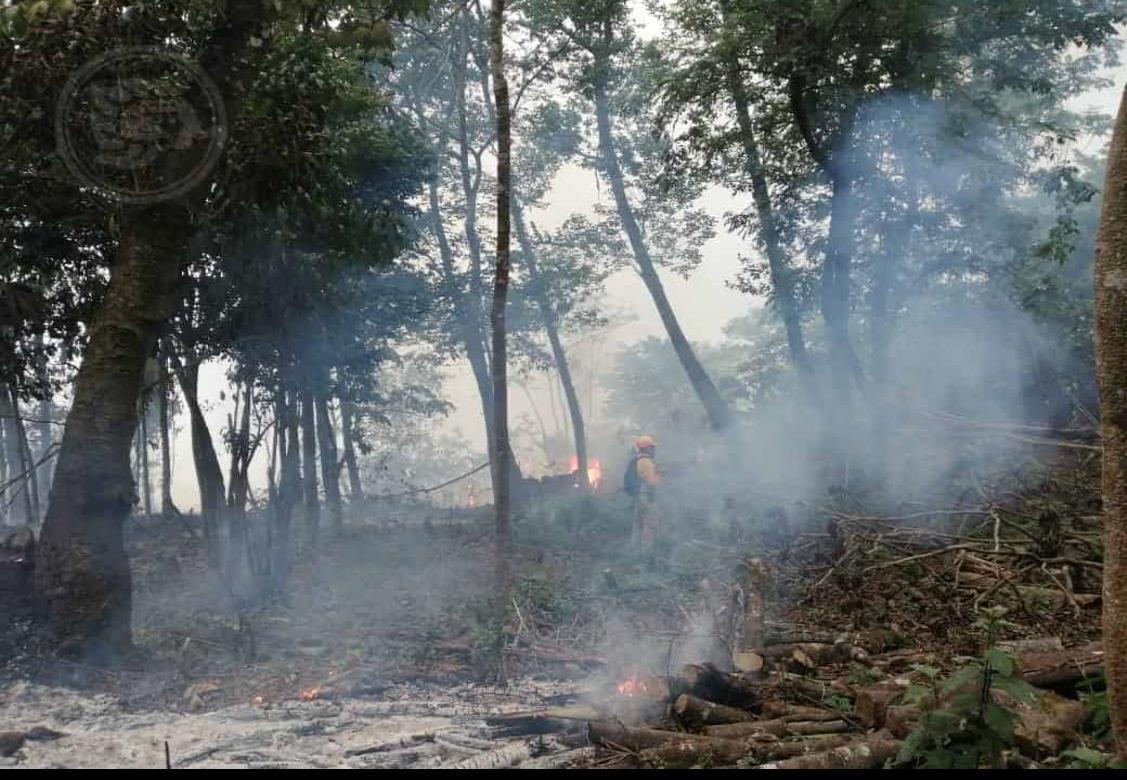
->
xmin=616 ymin=674 xmax=652 ymax=698
xmin=568 ymin=457 xmax=604 ymax=490
xmin=299 ymin=687 xmax=322 ymax=701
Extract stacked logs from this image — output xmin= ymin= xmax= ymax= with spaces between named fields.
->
xmin=583 ymin=636 xmax=1104 ymax=769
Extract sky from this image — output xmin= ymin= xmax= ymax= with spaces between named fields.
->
xmin=165 ymin=32 xmax=1127 ymax=512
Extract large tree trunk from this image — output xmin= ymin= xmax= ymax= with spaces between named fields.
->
xmin=338 ymin=393 xmax=363 ymax=501
xmin=300 ymin=387 xmax=319 ymax=548
xmin=36 ymin=203 xmax=189 ymax=656
xmin=315 ymin=392 xmax=343 ymax=534
xmin=33 ymin=0 xmax=268 ymax=654
xmin=512 ymin=199 xmax=589 ymax=490
xmin=175 ymin=357 xmax=226 ymax=570
xmin=1094 ymin=83 xmax=1127 ymax=763
xmin=718 ymin=5 xmax=816 ymax=402
xmin=591 ymin=65 xmax=732 ymax=431
xmin=490 ymin=0 xmax=512 ymax=591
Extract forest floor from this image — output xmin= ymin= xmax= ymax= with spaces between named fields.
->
xmin=0 ymin=443 xmax=1113 ymax=767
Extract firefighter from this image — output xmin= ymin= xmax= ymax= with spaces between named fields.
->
xmin=623 ymin=435 xmax=660 ymax=551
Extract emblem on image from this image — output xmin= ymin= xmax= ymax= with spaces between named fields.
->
xmin=55 ymin=46 xmax=227 ymax=204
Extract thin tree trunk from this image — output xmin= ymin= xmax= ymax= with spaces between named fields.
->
xmin=512 ymin=199 xmax=590 ymax=489
xmin=9 ymin=386 xmax=41 ymax=524
xmin=490 ymin=0 xmax=512 ymax=592
xmin=2 ymin=384 xmax=34 ymax=525
xmin=174 ymin=357 xmax=226 ymax=570
xmin=35 ymin=203 xmax=189 ymax=655
xmin=717 ymin=8 xmax=816 ymax=401
xmin=158 ymin=353 xmax=177 ymax=517
xmin=315 ymin=391 xmax=343 ymax=534
xmin=226 ymin=380 xmax=252 ymax=581
xmin=300 ymin=387 xmax=319 ymax=548
xmin=591 ymin=65 xmax=732 ymax=431
xmin=338 ymin=393 xmax=363 ymax=501
xmin=139 ymin=397 xmax=152 ymax=517
xmin=1094 ymin=83 xmax=1127 ymax=763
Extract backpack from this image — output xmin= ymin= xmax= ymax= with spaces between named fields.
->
xmin=623 ymin=453 xmax=650 ymax=496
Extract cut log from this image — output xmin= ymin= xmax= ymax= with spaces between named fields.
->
xmin=633 ymin=735 xmax=752 ymax=767
xmin=587 ymin=721 xmax=744 ymax=756
xmin=638 ymin=733 xmax=856 ymax=768
xmin=1016 ymin=642 xmax=1104 ymax=687
xmin=518 ymin=746 xmax=597 ymax=769
xmin=883 ymin=705 xmax=921 ymax=739
xmin=679 ymin=663 xmax=762 ymax=710
xmin=999 ymin=637 xmax=1065 ymax=655
xmin=445 ymin=741 xmax=532 ymax=769
xmin=674 ymin=694 xmax=755 ymax=729
xmin=854 ymin=680 xmax=908 ymax=729
xmin=760 ymin=701 xmax=843 ymax=721
xmin=762 ymin=642 xmax=863 ymax=671
xmin=705 ymin=719 xmax=850 ymax=739
xmin=781 ymin=676 xmax=854 ymax=701
xmin=757 ymin=736 xmax=902 ymax=769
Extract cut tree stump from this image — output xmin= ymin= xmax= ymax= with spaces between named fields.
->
xmin=674 ymin=694 xmax=755 ymax=729
xmin=728 ymin=559 xmax=767 ymax=666
xmin=854 ymin=680 xmax=908 ymax=729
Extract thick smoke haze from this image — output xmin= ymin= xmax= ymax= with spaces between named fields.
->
xmin=165 ymin=43 xmax=1127 ymax=512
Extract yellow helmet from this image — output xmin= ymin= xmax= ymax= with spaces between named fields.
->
xmin=634 ymin=435 xmax=656 ymax=451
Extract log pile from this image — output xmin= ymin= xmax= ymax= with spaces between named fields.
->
xmin=575 ymin=633 xmax=1103 ymax=769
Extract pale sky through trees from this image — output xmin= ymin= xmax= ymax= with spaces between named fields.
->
xmin=169 ymin=28 xmax=1127 ymax=511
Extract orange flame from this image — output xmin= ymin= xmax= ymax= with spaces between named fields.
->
xmin=616 ymin=674 xmax=652 ymax=698
xmin=568 ymin=457 xmax=603 ymax=490
xmin=299 ymin=686 xmax=322 ymax=701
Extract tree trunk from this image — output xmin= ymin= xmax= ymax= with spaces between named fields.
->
xmin=490 ymin=0 xmax=512 ymax=593
xmin=591 ymin=67 xmax=732 ymax=431
xmin=158 ymin=353 xmax=177 ymax=517
xmin=35 ymin=203 xmax=189 ymax=656
xmin=226 ymin=380 xmax=252 ymax=581
xmin=315 ymin=392 xmax=343 ymax=534
xmin=338 ymin=394 xmax=363 ymax=501
xmin=512 ymin=199 xmax=589 ymax=489
xmin=717 ymin=8 xmax=816 ymax=401
xmin=175 ymin=357 xmax=226 ymax=570
xmin=1095 ymin=84 xmax=1127 ymax=762
xmin=3 ymin=384 xmax=36 ymax=525
xmin=300 ymin=387 xmax=319 ymax=548
xmin=33 ymin=0 xmax=267 ymax=654
xmin=139 ymin=396 xmax=152 ymax=517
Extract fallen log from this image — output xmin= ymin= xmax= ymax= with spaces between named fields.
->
xmin=757 ymin=736 xmax=902 ymax=769
xmin=1017 ymin=642 xmax=1104 ymax=687
xmin=445 ymin=741 xmax=532 ymax=769
xmin=759 ymin=702 xmax=842 ymax=721
xmin=587 ymin=721 xmax=740 ymax=754
xmin=855 ymin=680 xmax=908 ymax=729
xmin=673 ymin=694 xmax=754 ymax=729
xmin=518 ymin=746 xmax=597 ymax=769
xmin=705 ymin=719 xmax=850 ymax=739
xmin=638 ymin=733 xmax=857 ymax=768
